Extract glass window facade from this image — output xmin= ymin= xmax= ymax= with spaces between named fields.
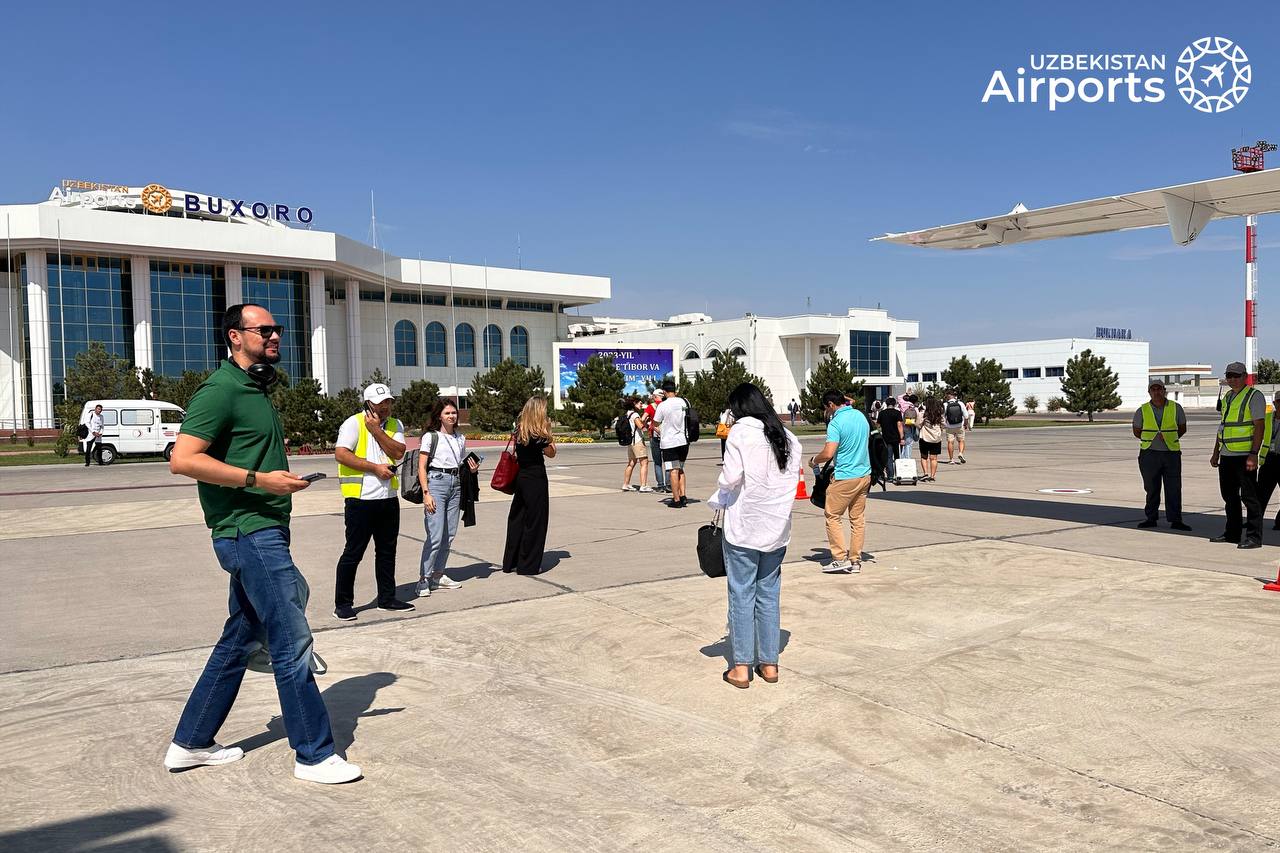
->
xmin=425 ymin=321 xmax=447 ymax=366
xmin=849 ymin=330 xmax=889 ymax=377
xmin=483 ymin=324 xmax=502 ymax=367
xmin=508 ymin=299 xmax=553 ymax=313
xmin=455 ymin=323 xmax=476 ymax=367
xmin=151 ymin=260 xmax=227 ymax=377
xmin=906 ymin=373 xmax=919 ymax=383
xmin=44 ymin=254 xmax=134 ymax=399
xmin=242 ymin=267 xmax=310 ymax=384
xmin=1022 ymin=367 xmax=1041 ymax=378
xmin=1046 ymin=366 xmax=1065 ymax=378
xmin=1002 ymin=368 xmax=1018 ymax=379
xmin=922 ymin=372 xmax=937 ymax=382
xmin=394 ymin=320 xmax=418 ymax=366
xmin=511 ymin=326 xmax=530 ymax=366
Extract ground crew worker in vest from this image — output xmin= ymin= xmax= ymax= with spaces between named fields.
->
xmin=1209 ymin=362 xmax=1268 ymax=549
xmin=1132 ymin=380 xmax=1189 ymax=531
xmin=333 ymin=383 xmax=412 ymax=620
xmin=1255 ymin=389 xmax=1280 ymax=532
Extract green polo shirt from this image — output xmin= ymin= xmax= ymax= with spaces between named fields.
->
xmin=180 ymin=359 xmax=291 ymax=538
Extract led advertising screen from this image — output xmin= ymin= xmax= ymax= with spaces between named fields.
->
xmin=555 ymin=345 xmax=677 ymax=406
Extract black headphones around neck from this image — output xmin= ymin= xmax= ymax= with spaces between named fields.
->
xmin=231 ymin=359 xmax=279 ymax=391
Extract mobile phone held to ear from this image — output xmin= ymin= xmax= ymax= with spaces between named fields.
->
xmin=301 ymin=472 xmax=327 ymax=483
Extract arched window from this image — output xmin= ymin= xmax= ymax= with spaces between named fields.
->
xmin=484 ymin=324 xmax=502 ymax=367
xmin=394 ymin=320 xmax=417 ymax=367
xmin=455 ymin=323 xmax=476 ymax=367
xmin=729 ymin=346 xmax=747 ymax=357
xmin=706 ymin=349 xmax=722 ymax=360
xmin=683 ymin=349 xmax=700 ymax=361
xmin=425 ymin=321 xmax=447 ymax=367
xmin=510 ymin=325 xmax=529 ymax=366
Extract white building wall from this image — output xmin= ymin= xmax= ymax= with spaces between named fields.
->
xmin=0 ymin=271 xmax=27 ymax=430
xmin=907 ymin=338 xmax=1150 ymax=411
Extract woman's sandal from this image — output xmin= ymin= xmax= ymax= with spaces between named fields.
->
xmin=754 ymin=664 xmax=779 ymax=684
xmin=723 ymin=670 xmax=750 ymax=689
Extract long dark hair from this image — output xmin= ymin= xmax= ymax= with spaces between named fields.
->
xmin=727 ymin=383 xmax=790 ymax=471
xmin=425 ymin=399 xmax=458 ymax=433
xmin=923 ymin=398 xmax=944 ymax=427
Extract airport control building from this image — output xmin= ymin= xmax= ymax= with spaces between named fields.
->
xmin=0 ymin=181 xmax=610 ymax=429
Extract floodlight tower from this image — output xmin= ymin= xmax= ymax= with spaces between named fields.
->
xmin=1232 ymin=140 xmax=1277 ymax=383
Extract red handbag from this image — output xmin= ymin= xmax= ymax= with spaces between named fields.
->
xmin=489 ymin=433 xmax=520 ymax=494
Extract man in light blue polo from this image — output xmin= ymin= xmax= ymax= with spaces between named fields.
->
xmin=809 ymin=390 xmax=871 ymax=573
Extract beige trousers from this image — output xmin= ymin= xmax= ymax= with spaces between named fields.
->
xmin=824 ymin=476 xmax=871 ymax=562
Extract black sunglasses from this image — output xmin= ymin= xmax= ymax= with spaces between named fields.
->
xmin=237 ymin=325 xmax=285 ymax=338
xmin=1225 ymin=372 xmax=1244 ymax=378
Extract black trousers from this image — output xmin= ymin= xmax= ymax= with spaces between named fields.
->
xmin=335 ymin=497 xmax=400 ymax=607
xmin=503 ymin=470 xmax=549 ymax=574
xmin=1257 ymin=454 xmax=1280 ymax=528
xmin=83 ymin=437 xmax=100 ymax=465
xmin=1137 ymin=449 xmax=1182 ymax=524
xmin=1217 ymin=456 xmax=1262 ymax=544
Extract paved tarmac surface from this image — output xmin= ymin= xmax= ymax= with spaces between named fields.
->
xmin=1 ymin=416 xmax=1278 ymax=851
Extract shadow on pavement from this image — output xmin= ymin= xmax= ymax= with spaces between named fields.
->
xmin=700 ymin=630 xmax=791 ymax=666
xmin=232 ymin=671 xmax=400 ymax=755
xmin=0 ymin=807 xmax=176 ymax=853
xmin=540 ymin=549 xmax=571 ymax=572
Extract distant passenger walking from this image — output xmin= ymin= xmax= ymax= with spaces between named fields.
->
xmin=1210 ymin=362 xmax=1266 ymax=549
xmin=502 ymin=397 xmax=556 ymax=574
xmin=810 ymin=390 xmax=871 ymax=573
xmin=901 ymin=395 xmax=919 ymax=462
xmin=620 ymin=397 xmax=651 ymax=492
xmin=917 ymin=398 xmax=944 ymax=482
xmin=1133 ymin=380 xmax=1189 ymax=531
xmin=944 ymin=392 xmax=967 ymax=464
xmin=876 ymin=396 xmax=904 ymax=480
xmin=646 ymin=390 xmax=668 ymax=492
xmin=83 ymin=404 xmax=104 ymax=466
xmin=710 ymin=383 xmax=802 ymax=689
xmin=653 ymin=380 xmax=691 ymax=509
xmin=787 ymin=398 xmax=799 ymax=426
xmin=1256 ymin=390 xmax=1280 ymax=531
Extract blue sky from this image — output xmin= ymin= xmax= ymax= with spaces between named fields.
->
xmin=4 ymin=2 xmax=1278 ymax=367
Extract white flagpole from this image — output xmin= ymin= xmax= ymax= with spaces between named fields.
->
xmin=56 ymin=220 xmax=67 ymax=403
xmin=418 ymin=251 xmax=426 ymax=381
xmin=5 ymin=214 xmax=18 ymax=430
xmin=448 ymin=257 xmax=459 ymax=405
xmin=483 ymin=258 xmax=491 ymax=366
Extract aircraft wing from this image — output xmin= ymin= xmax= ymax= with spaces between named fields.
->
xmin=872 ymin=168 xmax=1280 ymax=249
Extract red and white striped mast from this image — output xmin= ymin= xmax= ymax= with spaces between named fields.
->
xmin=1233 ymin=140 xmax=1276 ymax=384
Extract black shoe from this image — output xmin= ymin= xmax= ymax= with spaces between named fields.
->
xmin=333 ymin=605 xmax=357 ymax=621
xmin=1208 ymin=534 xmax=1235 ymax=544
xmin=1170 ymin=522 xmax=1192 ymax=531
xmin=377 ymin=599 xmax=414 ymax=611
xmin=1136 ymin=519 xmax=1158 ymax=529
xmin=1237 ymin=541 xmax=1262 ymax=550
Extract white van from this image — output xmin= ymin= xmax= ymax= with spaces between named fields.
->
xmin=79 ymin=400 xmax=185 ymax=465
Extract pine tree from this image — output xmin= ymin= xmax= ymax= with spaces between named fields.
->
xmin=274 ymin=378 xmax=330 ymax=447
xmin=393 ymin=379 xmax=441 ymax=432
xmin=1255 ymin=357 xmax=1280 ymax=384
xmin=468 ymin=359 xmax=547 ymax=432
xmin=61 ymin=342 xmax=144 ymax=406
xmin=155 ymin=369 xmax=213 ymax=410
xmin=1060 ymin=348 xmax=1122 ymax=422
xmin=941 ymin=356 xmax=978 ymax=400
xmin=799 ymin=352 xmax=863 ymax=424
xmin=566 ymin=354 xmax=627 ymax=434
xmin=968 ymin=358 xmax=1016 ymax=423
xmin=685 ymin=351 xmax=772 ymax=426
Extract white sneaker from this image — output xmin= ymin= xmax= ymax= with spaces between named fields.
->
xmin=846 ymin=561 xmax=862 ymax=574
xmin=294 ymin=754 xmax=362 ymax=784
xmin=164 ymin=742 xmax=245 ymax=771
xmin=638 ymin=486 xmax=653 ymax=493
xmin=822 ymin=560 xmax=851 ymax=573
xmin=429 ymin=574 xmax=461 ymax=591
xmin=415 ymin=583 xmax=431 ymax=598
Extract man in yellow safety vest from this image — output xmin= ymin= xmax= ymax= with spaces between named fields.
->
xmin=1132 ymin=380 xmax=1189 ymax=531
xmin=1256 ymin=389 xmax=1280 ymax=533
xmin=333 ymin=383 xmax=412 ymax=619
xmin=1210 ymin=362 xmax=1268 ymax=549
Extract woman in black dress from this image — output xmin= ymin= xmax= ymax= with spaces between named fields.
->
xmin=502 ymin=396 xmax=556 ymax=574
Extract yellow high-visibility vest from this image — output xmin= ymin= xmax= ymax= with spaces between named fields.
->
xmin=338 ymin=416 xmax=401 ymax=498
xmin=1138 ymin=402 xmax=1180 ymax=451
xmin=1218 ymin=387 xmax=1270 ymax=462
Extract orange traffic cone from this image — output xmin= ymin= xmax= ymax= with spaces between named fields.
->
xmin=795 ymin=473 xmax=809 ymax=501
xmin=1264 ymin=566 xmax=1280 ymax=592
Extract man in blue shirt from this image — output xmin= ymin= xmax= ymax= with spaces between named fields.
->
xmin=809 ymin=390 xmax=871 ymax=573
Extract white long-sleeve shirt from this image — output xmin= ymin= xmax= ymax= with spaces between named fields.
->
xmin=708 ymin=417 xmax=803 ymax=552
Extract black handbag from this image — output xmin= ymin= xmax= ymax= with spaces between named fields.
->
xmin=696 ymin=512 xmax=727 ymax=578
xmin=810 ymin=462 xmax=833 ymax=508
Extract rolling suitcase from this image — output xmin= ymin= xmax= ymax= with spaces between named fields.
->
xmin=893 ymin=455 xmax=919 ymax=486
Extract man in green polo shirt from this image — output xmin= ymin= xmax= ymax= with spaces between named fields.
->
xmin=163 ymin=303 xmax=362 ymax=784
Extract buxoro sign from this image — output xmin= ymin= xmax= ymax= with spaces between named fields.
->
xmin=982 ymin=36 xmax=1251 ymax=113
xmin=48 ymin=180 xmax=313 ymax=224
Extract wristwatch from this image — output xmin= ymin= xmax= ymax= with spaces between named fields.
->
xmin=245 ymin=470 xmax=257 ymax=489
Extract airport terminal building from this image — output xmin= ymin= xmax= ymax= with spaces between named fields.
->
xmin=0 ymin=182 xmax=610 ymax=428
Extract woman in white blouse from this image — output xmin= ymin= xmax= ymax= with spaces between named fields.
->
xmin=417 ymin=400 xmax=477 ymax=597
xmin=709 ymin=383 xmax=802 ymax=689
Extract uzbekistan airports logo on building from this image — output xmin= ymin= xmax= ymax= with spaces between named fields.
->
xmin=48 ymin=180 xmax=313 ymax=224
xmin=981 ymin=36 xmax=1250 ymax=113
xmin=1175 ymin=37 xmax=1250 ymax=113
xmin=141 ymin=184 xmax=173 ymax=214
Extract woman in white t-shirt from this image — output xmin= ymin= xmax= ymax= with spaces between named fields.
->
xmin=621 ymin=397 xmax=651 ymax=492
xmin=417 ymin=400 xmax=477 ymax=597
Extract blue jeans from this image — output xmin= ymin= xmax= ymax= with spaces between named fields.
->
xmin=650 ymin=438 xmax=666 ymax=488
xmin=723 ymin=540 xmax=784 ymax=666
xmin=420 ymin=470 xmax=461 ymax=583
xmin=173 ymin=526 xmax=335 ymax=766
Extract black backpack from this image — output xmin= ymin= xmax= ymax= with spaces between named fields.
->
xmin=945 ymin=400 xmax=965 ymax=426
xmin=615 ymin=415 xmax=633 ymax=446
xmin=75 ymin=423 xmax=89 ymax=439
xmin=682 ymin=399 xmax=701 ymax=443
xmin=399 ymin=432 xmax=438 ymax=505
